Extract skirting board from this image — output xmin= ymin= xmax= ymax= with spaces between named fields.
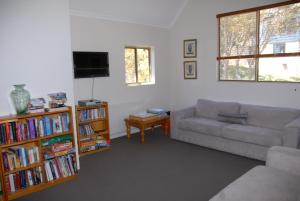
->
xmin=111 ymin=125 xmax=161 ymax=139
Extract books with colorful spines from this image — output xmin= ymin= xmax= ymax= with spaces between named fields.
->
xmin=61 ymin=113 xmax=69 ymax=132
xmin=67 ymin=155 xmax=75 ymax=175
xmin=16 ymin=122 xmax=22 ymax=142
xmin=38 ymin=119 xmax=45 ymax=137
xmin=0 ymin=123 xmax=6 ymax=144
xmin=15 ymin=172 xmax=21 ymax=190
xmin=44 ymin=161 xmax=53 ymax=181
xmin=8 ymin=174 xmax=15 ymax=192
xmin=5 ymin=123 xmax=11 ymax=144
xmin=42 ymin=116 xmax=52 ymax=136
xmin=27 ymin=119 xmax=37 ymax=139
xmin=27 ymin=170 xmax=33 ymax=186
xmin=9 ymin=122 xmax=17 ymax=143
xmin=52 ymin=115 xmax=62 ymax=133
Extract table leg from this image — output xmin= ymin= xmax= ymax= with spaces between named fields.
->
xmin=126 ymin=121 xmax=131 ymax=139
xmin=141 ymin=126 xmax=145 ymax=144
xmin=164 ymin=119 xmax=170 ymax=136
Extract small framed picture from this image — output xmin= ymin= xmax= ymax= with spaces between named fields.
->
xmin=184 ymin=61 xmax=197 ymax=79
xmin=184 ymin=39 xmax=197 ymax=58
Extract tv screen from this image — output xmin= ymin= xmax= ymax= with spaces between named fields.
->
xmin=73 ymin=51 xmax=109 ymax=78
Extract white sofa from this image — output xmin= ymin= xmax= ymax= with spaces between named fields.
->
xmin=171 ymin=99 xmax=300 ymax=160
xmin=210 ymin=146 xmax=300 ymax=201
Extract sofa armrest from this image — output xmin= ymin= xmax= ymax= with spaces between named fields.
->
xmin=171 ymin=106 xmax=195 ymax=137
xmin=266 ymin=146 xmax=300 ymax=176
xmin=283 ymin=117 xmax=300 ymax=147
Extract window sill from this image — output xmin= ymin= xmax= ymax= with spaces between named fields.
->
xmin=126 ymin=82 xmax=155 ymax=87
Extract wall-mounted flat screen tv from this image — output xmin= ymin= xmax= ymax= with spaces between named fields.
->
xmin=73 ymin=51 xmax=109 ymax=78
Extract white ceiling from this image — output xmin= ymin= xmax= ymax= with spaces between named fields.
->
xmin=69 ymin=0 xmax=188 ymax=28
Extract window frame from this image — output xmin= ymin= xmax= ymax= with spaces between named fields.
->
xmin=125 ymin=46 xmax=152 ymax=85
xmin=217 ymin=0 xmax=300 ymax=83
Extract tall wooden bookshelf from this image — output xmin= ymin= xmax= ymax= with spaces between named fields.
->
xmin=0 ymin=106 xmax=78 ymax=201
xmin=75 ymin=102 xmax=111 ymax=156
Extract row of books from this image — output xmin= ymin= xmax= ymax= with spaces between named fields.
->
xmin=79 ymin=125 xmax=94 ymax=136
xmin=78 ymin=108 xmax=105 ymax=122
xmin=44 ymin=154 xmax=77 ymax=182
xmin=0 ymin=113 xmax=70 ymax=145
xmin=0 ymin=121 xmax=36 ymax=145
xmin=37 ymin=113 xmax=70 ymax=136
xmin=80 ymin=136 xmax=110 ymax=153
xmin=3 ymin=146 xmax=40 ymax=171
xmin=5 ymin=167 xmax=43 ymax=193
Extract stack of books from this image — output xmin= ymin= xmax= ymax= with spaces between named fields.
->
xmin=80 ymin=136 xmax=110 ymax=153
xmin=43 ymin=142 xmax=75 ymax=160
xmin=44 ymin=154 xmax=77 ymax=181
xmin=5 ymin=167 xmax=43 ymax=193
xmin=3 ymin=146 xmax=40 ymax=171
xmin=41 ymin=135 xmax=72 ymax=147
xmin=28 ymin=98 xmax=45 ymax=114
xmin=48 ymin=92 xmax=67 ymax=108
xmin=42 ymin=136 xmax=74 ymax=160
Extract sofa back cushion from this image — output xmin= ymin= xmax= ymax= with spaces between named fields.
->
xmin=195 ymin=99 xmax=240 ymax=120
xmin=240 ymin=104 xmax=300 ymax=130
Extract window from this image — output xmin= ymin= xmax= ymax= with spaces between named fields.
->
xmin=217 ymin=1 xmax=300 ymax=82
xmin=125 ymin=47 xmax=154 ymax=85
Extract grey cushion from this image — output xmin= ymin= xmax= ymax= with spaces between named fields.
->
xmin=240 ymin=104 xmax=300 ymax=130
xmin=210 ymin=166 xmax=300 ymax=201
xmin=195 ymin=99 xmax=240 ymax=120
xmin=218 ymin=112 xmax=248 ymax=124
xmin=178 ymin=117 xmax=230 ymax=137
xmin=222 ymin=124 xmax=283 ymax=147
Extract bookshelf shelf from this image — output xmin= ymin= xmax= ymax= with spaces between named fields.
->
xmin=0 ymin=106 xmax=78 ymax=201
xmin=0 ymin=139 xmax=39 ymax=148
xmin=4 ymin=163 xmax=43 ymax=176
xmin=75 ymin=102 xmax=111 ymax=156
xmin=79 ymin=147 xmax=111 ymax=157
xmin=78 ymin=130 xmax=108 ymax=140
xmin=39 ymin=131 xmax=72 ymax=140
xmin=78 ymin=118 xmax=106 ymax=125
xmin=7 ymin=175 xmax=77 ymax=200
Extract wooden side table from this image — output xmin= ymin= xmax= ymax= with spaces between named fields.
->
xmin=124 ymin=116 xmax=170 ymax=143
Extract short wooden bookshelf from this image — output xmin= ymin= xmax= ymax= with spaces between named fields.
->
xmin=0 ymin=106 xmax=78 ymax=201
xmin=75 ymin=102 xmax=111 ymax=156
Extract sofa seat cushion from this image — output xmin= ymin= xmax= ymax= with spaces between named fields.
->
xmin=178 ymin=117 xmax=230 ymax=137
xmin=210 ymin=166 xmax=300 ymax=201
xmin=222 ymin=124 xmax=282 ymax=147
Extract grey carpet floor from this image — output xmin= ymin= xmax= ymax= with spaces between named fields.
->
xmin=17 ymin=129 xmax=263 ymax=201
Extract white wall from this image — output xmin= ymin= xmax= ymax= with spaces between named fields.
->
xmin=71 ymin=16 xmax=170 ymax=138
xmin=0 ymin=0 xmax=75 ymax=115
xmin=169 ymin=0 xmax=300 ymax=110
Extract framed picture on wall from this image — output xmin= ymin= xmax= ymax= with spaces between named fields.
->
xmin=184 ymin=61 xmax=197 ymax=79
xmin=184 ymin=39 xmax=197 ymax=58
